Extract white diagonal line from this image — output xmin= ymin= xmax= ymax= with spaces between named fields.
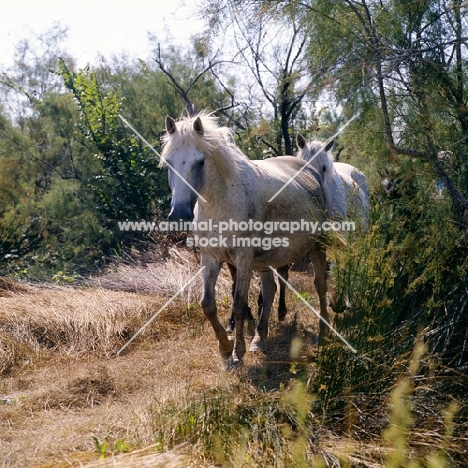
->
xmin=116 ymin=266 xmax=206 ymax=355
xmin=268 ymin=115 xmax=357 ymax=202
xmin=269 ymin=266 xmax=357 ymax=353
xmin=119 ymin=114 xmax=207 ymax=202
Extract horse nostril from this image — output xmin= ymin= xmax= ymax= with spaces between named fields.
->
xmin=168 ymin=205 xmax=194 ymax=223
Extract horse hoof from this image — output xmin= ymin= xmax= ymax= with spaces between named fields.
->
xmin=225 ymin=356 xmax=243 ymax=371
xmin=249 ymin=337 xmax=265 ymax=353
xmin=249 ymin=343 xmax=265 ymax=353
xmin=278 ymin=312 xmax=287 ymax=322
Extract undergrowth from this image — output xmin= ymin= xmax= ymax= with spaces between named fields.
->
xmin=144 ymin=343 xmax=464 ymax=467
xmin=1 ymin=160 xmax=467 ymax=467
xmin=143 ymin=160 xmax=468 ymax=467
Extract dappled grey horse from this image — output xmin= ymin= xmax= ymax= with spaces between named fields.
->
xmin=296 ymin=134 xmax=370 ymax=229
xmin=161 ymin=113 xmax=329 ymax=367
xmin=296 ymin=134 xmax=370 ymax=311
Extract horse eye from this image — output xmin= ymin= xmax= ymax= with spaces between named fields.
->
xmin=322 ymin=165 xmax=327 ymax=173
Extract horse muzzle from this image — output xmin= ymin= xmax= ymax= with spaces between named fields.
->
xmin=168 ymin=204 xmax=195 ymax=222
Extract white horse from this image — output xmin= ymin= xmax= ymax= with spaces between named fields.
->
xmin=296 ymin=134 xmax=370 ymax=230
xmin=295 ymin=134 xmax=370 ymax=312
xmin=161 ymin=113 xmax=329 ymax=367
xmin=227 ymin=135 xmax=370 ymax=332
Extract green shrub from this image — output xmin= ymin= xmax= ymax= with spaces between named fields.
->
xmin=313 ymin=159 xmax=467 ymax=458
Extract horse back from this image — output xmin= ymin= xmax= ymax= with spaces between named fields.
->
xmin=252 ymin=156 xmax=323 ymax=194
xmin=334 ymin=162 xmax=369 ymax=198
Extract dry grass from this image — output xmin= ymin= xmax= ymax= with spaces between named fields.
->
xmin=0 ymin=331 xmax=32 ymax=376
xmin=0 ymin=247 xmax=325 ymax=467
xmin=0 ymin=291 xmax=224 ymax=467
xmin=2 ymin=288 xmax=141 ymax=353
xmin=0 ymin=277 xmax=29 ymax=297
xmin=81 ymin=444 xmax=191 ymax=468
xmin=3 ymin=248 xmax=463 ymax=467
xmin=1 ymin=249 xmax=234 ymax=360
xmin=93 ymin=246 xmax=232 ymax=306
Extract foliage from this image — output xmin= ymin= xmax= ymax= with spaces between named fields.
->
xmin=145 ymin=364 xmax=464 ymax=467
xmin=301 ymin=0 xmax=468 ymax=197
xmin=58 ymin=59 xmax=167 ymax=222
xmin=0 ymin=85 xmax=114 ymax=276
xmin=92 ymin=435 xmax=133 ymax=460
xmin=313 ymin=159 xmax=468 ymax=461
xmin=148 ymin=382 xmax=322 ymax=467
xmin=0 ymin=32 xmax=233 ymax=278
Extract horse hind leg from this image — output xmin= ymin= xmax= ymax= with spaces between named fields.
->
xmin=277 ymin=264 xmax=290 ymax=321
xmin=257 ymin=288 xmax=263 ymax=318
xmin=226 ymin=263 xmax=254 ymax=334
xmin=309 ymin=243 xmax=330 ymax=345
xmin=229 ymin=262 xmax=253 ymax=367
xmin=250 ymin=270 xmax=277 ymax=353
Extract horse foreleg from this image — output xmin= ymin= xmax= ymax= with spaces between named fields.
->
xmin=230 ymin=259 xmax=253 ymax=366
xmin=201 ymin=256 xmax=233 ymax=360
xmin=309 ymin=243 xmax=330 ymax=345
xmin=250 ymin=270 xmax=277 ymax=352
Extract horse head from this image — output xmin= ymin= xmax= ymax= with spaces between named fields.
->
xmin=296 ymin=134 xmax=342 ymax=214
xmin=162 ymin=115 xmax=206 ymax=222
xmin=162 ymin=114 xmax=245 ymax=222
xmin=296 ymin=133 xmax=335 ymax=183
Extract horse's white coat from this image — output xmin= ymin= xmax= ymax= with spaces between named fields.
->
xmin=296 ymin=137 xmax=370 ymax=230
xmin=162 ymin=114 xmax=330 ymax=365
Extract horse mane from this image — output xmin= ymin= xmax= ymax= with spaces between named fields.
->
xmin=161 ymin=112 xmax=248 ymax=179
xmin=297 ymin=140 xmax=335 ymax=174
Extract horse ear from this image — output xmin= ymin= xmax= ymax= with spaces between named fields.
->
xmin=296 ymin=133 xmax=307 ymax=149
xmin=166 ymin=116 xmax=177 ymax=135
xmin=193 ymin=117 xmax=204 ymax=136
xmin=324 ymin=139 xmax=334 ymax=152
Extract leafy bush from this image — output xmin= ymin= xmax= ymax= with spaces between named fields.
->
xmin=314 ymin=159 xmax=468 ymax=451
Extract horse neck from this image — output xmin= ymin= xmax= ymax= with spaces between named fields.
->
xmin=200 ymin=145 xmax=251 ymax=206
xmin=324 ymin=169 xmax=348 ymax=218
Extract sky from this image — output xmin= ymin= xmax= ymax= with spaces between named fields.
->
xmin=0 ymin=0 xmax=205 ymax=69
